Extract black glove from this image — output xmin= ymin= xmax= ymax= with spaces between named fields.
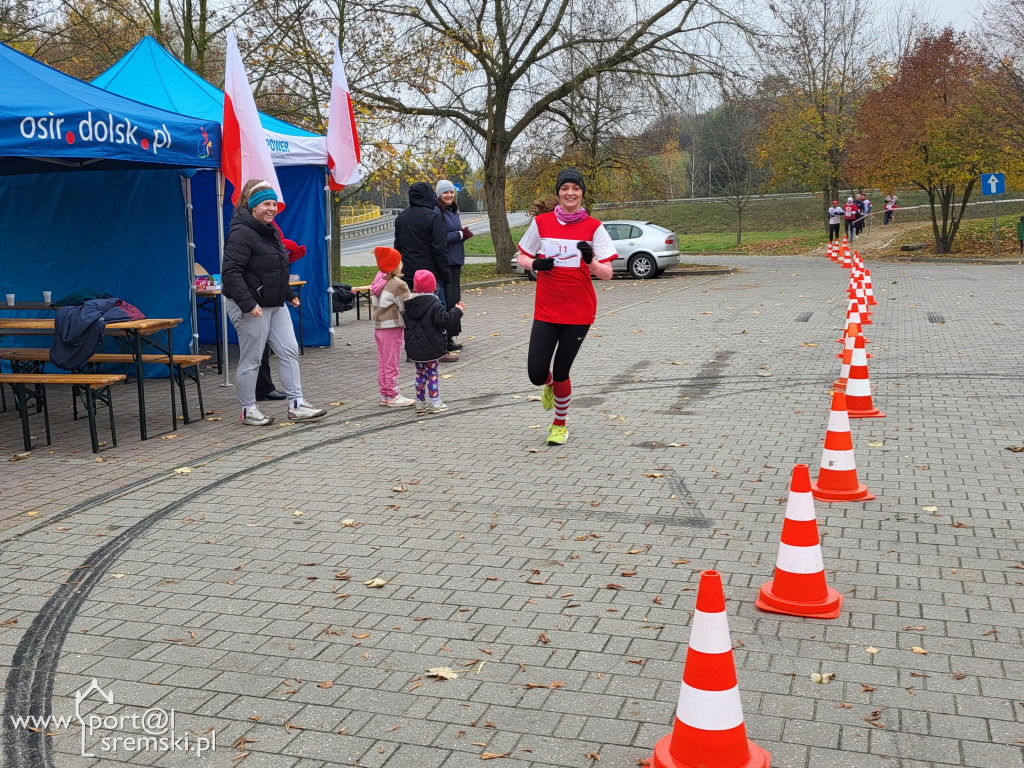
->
xmin=577 ymin=241 xmax=594 ymax=264
xmin=532 ymin=255 xmax=556 ymax=271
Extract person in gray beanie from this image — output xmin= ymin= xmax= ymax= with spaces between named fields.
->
xmin=435 ymin=179 xmax=472 ymax=356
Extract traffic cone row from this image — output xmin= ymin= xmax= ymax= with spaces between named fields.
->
xmin=650 ymin=239 xmax=892 ymax=768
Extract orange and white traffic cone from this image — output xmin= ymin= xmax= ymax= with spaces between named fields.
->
xmin=844 ymin=333 xmax=884 ymax=418
xmin=863 ymin=270 xmax=877 ymax=305
xmin=833 ymin=322 xmax=860 ymax=388
xmin=652 ymin=570 xmax=771 ymax=768
xmin=756 ymin=464 xmax=842 ymax=619
xmin=826 ymin=242 xmax=835 ymax=262
xmin=811 ymin=390 xmax=875 ymax=502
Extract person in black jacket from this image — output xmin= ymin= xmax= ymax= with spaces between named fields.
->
xmin=403 ymin=270 xmax=464 ymax=414
xmin=394 ymin=182 xmax=450 ymax=304
xmin=221 ymin=179 xmax=325 ymax=426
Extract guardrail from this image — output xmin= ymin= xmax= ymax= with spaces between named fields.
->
xmin=336 ymin=205 xmax=381 ymax=226
xmin=338 ymin=213 xmax=397 ymax=240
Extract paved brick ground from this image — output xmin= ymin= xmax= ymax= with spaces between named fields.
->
xmin=1 ymin=255 xmax=1022 ymax=768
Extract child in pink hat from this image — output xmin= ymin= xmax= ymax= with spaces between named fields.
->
xmin=402 ymin=270 xmax=465 ymax=413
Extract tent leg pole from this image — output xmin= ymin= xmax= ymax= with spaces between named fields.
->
xmin=217 ymin=170 xmax=232 ymax=387
xmin=185 ymin=175 xmax=199 ymax=355
xmin=325 ymin=171 xmax=335 ymax=348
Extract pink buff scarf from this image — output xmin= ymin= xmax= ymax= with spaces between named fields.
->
xmin=554 ymin=204 xmax=588 ymax=224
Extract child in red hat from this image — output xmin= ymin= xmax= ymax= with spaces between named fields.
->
xmin=371 ymin=247 xmax=415 ymax=407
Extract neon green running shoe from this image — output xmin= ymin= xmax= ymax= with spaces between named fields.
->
xmin=541 ymin=383 xmax=554 ymax=411
xmin=546 ymin=424 xmax=568 ymax=445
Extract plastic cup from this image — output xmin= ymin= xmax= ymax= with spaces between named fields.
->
xmin=43 ymin=291 xmax=52 ymax=303
xmin=5 ymin=294 xmax=13 ymax=306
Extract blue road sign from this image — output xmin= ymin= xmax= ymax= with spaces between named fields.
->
xmin=981 ymin=172 xmax=1005 ymax=195
xmin=453 ymin=182 xmax=463 ymax=193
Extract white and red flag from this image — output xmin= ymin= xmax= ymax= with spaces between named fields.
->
xmin=221 ymin=29 xmax=283 ymax=206
xmin=326 ymin=42 xmax=361 ymax=190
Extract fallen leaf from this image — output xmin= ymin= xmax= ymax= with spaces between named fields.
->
xmin=528 ymin=424 xmax=543 ymax=429
xmin=525 ymin=447 xmax=547 ymax=453
xmin=526 ymin=395 xmax=542 ymax=402
xmin=392 ymin=485 xmax=407 ymax=493
xmin=866 ymin=646 xmax=879 ymax=654
xmin=440 ymin=374 xmax=454 ymax=379
xmin=585 ymin=752 xmax=602 ymax=762
xmin=672 ymin=559 xmax=690 ymax=564
xmin=903 ymin=626 xmax=925 ymax=631
xmin=26 ymin=510 xmax=40 ymax=517
xmin=426 ymin=666 xmax=458 ymax=680
xmin=801 ymin=342 xmax=818 ymax=347
xmin=292 ymin=510 xmax=304 ymax=517
xmin=835 ymin=703 xmax=852 ymax=709
xmin=352 ymin=632 xmax=370 ymax=639
xmin=921 ymin=506 xmax=938 ymax=513
xmin=911 ymin=646 xmax=927 ymax=655
xmin=867 ymin=442 xmax=884 ymax=447
xmin=112 ymin=573 xmax=126 ymax=579
xmin=606 ymin=583 xmax=623 ymax=590
xmin=952 ymin=670 xmax=967 ymax=680
xmin=329 ymin=401 xmax=344 ymax=406
xmin=481 ymin=753 xmax=508 ymax=761
xmin=537 ymin=632 xmax=550 ymax=644
xmin=283 ymin=721 xmax=303 ymax=734
xmin=173 ymin=467 xmax=193 ymax=475
xmin=9 ymin=452 xmax=31 ymax=461
xmin=363 ymin=578 xmax=388 ymax=588
xmin=643 ymin=472 xmax=664 ymax=478
xmin=334 ymin=570 xmax=350 ymax=580
xmin=860 ymin=683 xmax=877 ymax=692
xmin=810 ymin=672 xmax=835 ymax=684
xmin=317 ymin=680 xmax=333 ymax=689
xmin=950 ymin=521 xmax=971 ymax=529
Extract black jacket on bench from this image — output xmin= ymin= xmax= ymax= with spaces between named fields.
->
xmin=50 ymin=298 xmax=130 ymax=370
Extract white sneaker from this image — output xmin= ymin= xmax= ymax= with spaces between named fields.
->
xmin=416 ymin=400 xmax=428 ymax=414
xmin=388 ymin=395 xmax=416 ymax=407
xmin=288 ymin=400 xmax=326 ymax=420
xmin=241 ymin=405 xmax=274 ymax=426
xmin=427 ymin=401 xmax=449 ymax=413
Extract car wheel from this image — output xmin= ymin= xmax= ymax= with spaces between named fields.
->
xmin=628 ymin=253 xmax=656 ymax=279
xmin=527 ymin=269 xmax=537 ymax=281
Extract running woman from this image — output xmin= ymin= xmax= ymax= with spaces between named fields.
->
xmin=516 ymin=168 xmax=615 ymax=445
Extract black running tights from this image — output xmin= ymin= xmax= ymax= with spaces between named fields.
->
xmin=528 ymin=320 xmax=590 ymax=385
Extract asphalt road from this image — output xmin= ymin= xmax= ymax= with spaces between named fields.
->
xmin=339 ymin=211 xmax=531 ymax=266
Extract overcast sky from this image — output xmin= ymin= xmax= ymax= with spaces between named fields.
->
xmin=922 ymin=0 xmax=984 ymax=30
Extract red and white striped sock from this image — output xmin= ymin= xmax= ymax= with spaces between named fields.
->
xmin=552 ymin=378 xmax=571 ymax=426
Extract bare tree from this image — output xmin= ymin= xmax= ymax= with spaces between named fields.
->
xmin=698 ymin=97 xmax=768 ymax=244
xmin=342 ymin=0 xmax=751 ymax=271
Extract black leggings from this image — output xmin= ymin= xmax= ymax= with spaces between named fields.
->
xmin=528 ymin=320 xmax=589 ymax=385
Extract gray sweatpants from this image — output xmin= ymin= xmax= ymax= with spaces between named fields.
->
xmin=225 ymin=299 xmax=303 ymax=408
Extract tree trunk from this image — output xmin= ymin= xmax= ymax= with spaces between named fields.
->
xmin=484 ymin=135 xmax=514 ymax=274
xmin=736 ymin=207 xmax=743 ymax=246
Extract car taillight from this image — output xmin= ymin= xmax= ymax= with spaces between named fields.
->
xmin=665 ymin=237 xmax=675 ymax=244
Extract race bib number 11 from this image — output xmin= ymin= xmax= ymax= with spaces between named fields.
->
xmin=544 ymin=241 xmax=581 ymax=268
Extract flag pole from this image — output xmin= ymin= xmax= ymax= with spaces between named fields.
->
xmin=325 ymin=171 xmax=334 ymax=347
xmin=216 ymin=169 xmax=231 ymax=387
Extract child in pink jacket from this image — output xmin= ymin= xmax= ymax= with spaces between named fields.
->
xmin=370 ymin=247 xmax=415 ymax=406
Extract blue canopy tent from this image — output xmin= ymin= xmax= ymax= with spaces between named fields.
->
xmin=0 ymin=41 xmax=222 ymax=365
xmin=93 ymin=36 xmax=332 ymax=360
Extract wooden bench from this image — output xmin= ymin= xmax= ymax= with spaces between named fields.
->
xmin=0 ymin=373 xmax=124 ymax=453
xmin=352 ymin=285 xmax=372 ymax=321
xmin=0 ymin=349 xmax=210 ymax=424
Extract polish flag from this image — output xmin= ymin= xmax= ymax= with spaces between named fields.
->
xmin=326 ymin=42 xmax=361 ymax=190
xmin=221 ymin=29 xmax=283 ymax=206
